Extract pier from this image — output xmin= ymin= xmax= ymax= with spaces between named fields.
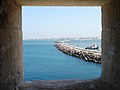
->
xmin=54 ymin=43 xmax=101 ymax=64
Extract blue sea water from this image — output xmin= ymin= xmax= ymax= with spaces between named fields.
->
xmin=24 ymin=39 xmax=101 ymax=81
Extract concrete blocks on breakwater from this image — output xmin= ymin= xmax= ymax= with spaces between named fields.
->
xmin=54 ymin=43 xmax=101 ymax=64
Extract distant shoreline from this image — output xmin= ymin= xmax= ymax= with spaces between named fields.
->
xmin=23 ymin=37 xmax=101 ymax=41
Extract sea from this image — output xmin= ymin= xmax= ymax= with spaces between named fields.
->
xmin=24 ymin=39 xmax=101 ymax=81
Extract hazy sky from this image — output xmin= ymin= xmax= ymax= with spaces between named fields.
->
xmin=22 ymin=6 xmax=101 ymax=39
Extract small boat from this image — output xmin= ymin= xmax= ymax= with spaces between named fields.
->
xmin=85 ymin=44 xmax=99 ymax=50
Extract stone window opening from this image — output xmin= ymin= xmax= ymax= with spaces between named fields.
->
xmin=0 ymin=0 xmax=120 ymax=90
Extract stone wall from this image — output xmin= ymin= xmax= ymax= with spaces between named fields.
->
xmin=0 ymin=0 xmax=23 ymax=89
xmin=101 ymin=0 xmax=120 ymax=88
xmin=1 ymin=0 xmax=120 ymax=89
xmin=18 ymin=0 xmax=110 ymax=6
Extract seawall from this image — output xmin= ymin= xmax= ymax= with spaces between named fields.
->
xmin=54 ymin=43 xmax=101 ymax=64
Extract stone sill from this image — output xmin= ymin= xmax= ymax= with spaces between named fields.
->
xmin=17 ymin=78 xmax=116 ymax=90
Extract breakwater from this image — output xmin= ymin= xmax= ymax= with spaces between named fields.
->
xmin=54 ymin=43 xmax=101 ymax=64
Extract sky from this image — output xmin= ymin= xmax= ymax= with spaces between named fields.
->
xmin=22 ymin=6 xmax=101 ymax=40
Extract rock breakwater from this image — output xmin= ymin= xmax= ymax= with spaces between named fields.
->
xmin=54 ymin=43 xmax=101 ymax=64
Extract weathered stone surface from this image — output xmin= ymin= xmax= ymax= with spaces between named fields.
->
xmin=0 ymin=0 xmax=23 ymax=90
xmin=1 ymin=0 xmax=120 ymax=89
xmin=101 ymin=0 xmax=120 ymax=88
xmin=18 ymin=0 xmax=110 ymax=6
xmin=17 ymin=79 xmax=117 ymax=90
